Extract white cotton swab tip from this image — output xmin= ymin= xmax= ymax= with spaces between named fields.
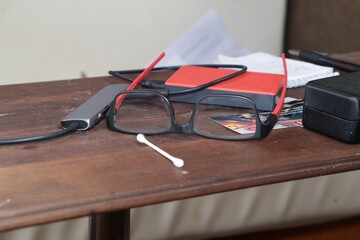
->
xmin=136 ymin=134 xmax=184 ymax=168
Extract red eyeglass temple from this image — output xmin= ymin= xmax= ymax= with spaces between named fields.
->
xmin=272 ymin=53 xmax=288 ymax=118
xmin=115 ymin=52 xmax=166 ymax=110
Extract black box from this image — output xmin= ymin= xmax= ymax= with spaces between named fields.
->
xmin=303 ymin=71 xmax=360 ymax=143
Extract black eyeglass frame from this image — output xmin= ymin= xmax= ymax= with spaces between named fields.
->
xmin=106 ymin=89 xmax=279 ymax=141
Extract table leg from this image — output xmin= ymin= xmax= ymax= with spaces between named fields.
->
xmin=90 ymin=209 xmax=130 ymax=240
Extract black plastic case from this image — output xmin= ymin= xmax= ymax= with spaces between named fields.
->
xmin=302 ymin=71 xmax=360 ymax=143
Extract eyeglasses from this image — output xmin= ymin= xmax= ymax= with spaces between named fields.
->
xmin=106 ymin=54 xmax=287 ymax=140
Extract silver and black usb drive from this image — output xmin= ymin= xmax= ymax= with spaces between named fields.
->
xmin=61 ymin=84 xmax=129 ymax=130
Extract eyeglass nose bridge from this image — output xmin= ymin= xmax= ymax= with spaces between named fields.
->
xmin=172 ymin=121 xmax=193 ymax=134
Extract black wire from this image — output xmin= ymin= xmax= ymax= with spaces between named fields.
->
xmin=0 ymin=121 xmax=80 ymax=145
xmin=169 ymin=67 xmax=246 ymax=96
xmin=108 ymin=64 xmax=247 ymax=95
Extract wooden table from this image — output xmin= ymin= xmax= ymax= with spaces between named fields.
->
xmin=1 ymin=74 xmax=360 ymax=239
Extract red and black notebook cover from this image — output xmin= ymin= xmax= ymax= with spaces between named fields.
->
xmin=164 ymin=66 xmax=284 ymax=111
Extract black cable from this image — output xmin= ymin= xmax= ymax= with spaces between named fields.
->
xmin=0 ymin=121 xmax=80 ymax=145
xmin=109 ymin=64 xmax=247 ymax=95
xmin=169 ymin=68 xmax=246 ymax=96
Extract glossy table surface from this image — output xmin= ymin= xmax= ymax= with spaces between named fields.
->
xmin=1 ymin=74 xmax=360 ymax=231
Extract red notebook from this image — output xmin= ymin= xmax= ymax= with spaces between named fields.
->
xmin=165 ymin=66 xmax=285 ymax=111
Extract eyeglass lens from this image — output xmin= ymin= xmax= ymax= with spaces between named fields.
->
xmin=114 ymin=92 xmax=257 ymax=139
xmin=115 ymin=92 xmax=171 ymax=133
xmin=194 ymin=96 xmax=257 ymax=138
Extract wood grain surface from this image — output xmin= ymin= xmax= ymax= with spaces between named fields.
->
xmin=0 ymin=75 xmax=360 ymax=231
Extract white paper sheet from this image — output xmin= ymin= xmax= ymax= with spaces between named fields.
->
xmin=218 ymin=52 xmax=338 ymax=88
xmin=157 ymin=11 xmax=249 ymax=66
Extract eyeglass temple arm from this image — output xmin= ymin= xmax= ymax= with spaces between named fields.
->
xmin=261 ymin=53 xmax=288 ymax=135
xmin=115 ymin=52 xmax=165 ymax=110
xmin=272 ymin=53 xmax=287 ymax=118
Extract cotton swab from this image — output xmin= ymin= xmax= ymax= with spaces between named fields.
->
xmin=136 ymin=134 xmax=184 ymax=168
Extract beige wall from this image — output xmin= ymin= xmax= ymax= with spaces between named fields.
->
xmin=0 ymin=0 xmax=286 ymax=85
